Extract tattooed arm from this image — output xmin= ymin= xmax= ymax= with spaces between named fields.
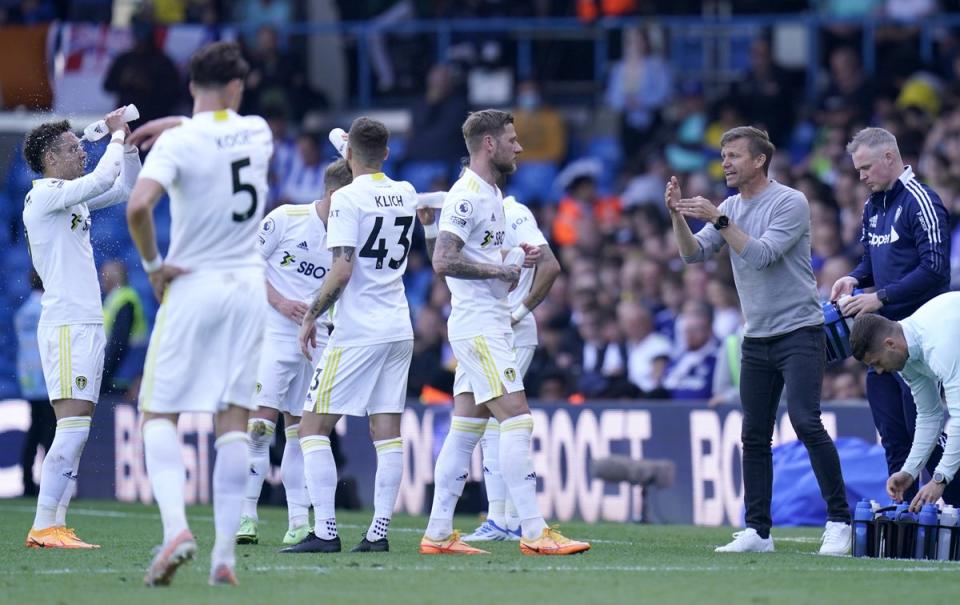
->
xmin=299 ymin=246 xmax=354 ymax=360
xmin=432 ymin=231 xmax=519 ymax=282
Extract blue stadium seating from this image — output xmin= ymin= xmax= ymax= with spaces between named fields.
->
xmin=506 ymin=161 xmax=559 ymax=206
xmin=400 ymin=161 xmax=450 ymax=192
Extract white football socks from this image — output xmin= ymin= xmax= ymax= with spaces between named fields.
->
xmin=241 ymin=418 xmax=275 ymax=521
xmin=211 ymin=431 xmax=249 ymax=569
xmin=499 ymin=414 xmax=547 ymax=540
xmin=33 ymin=416 xmax=90 ymax=530
xmin=480 ymin=418 xmax=507 ymax=527
xmin=281 ymin=424 xmax=310 ymax=530
xmin=301 ymin=435 xmax=338 ymax=540
xmin=425 ymin=416 xmax=485 ymax=540
xmin=142 ymin=418 xmax=189 ymax=544
xmin=368 ymin=437 xmax=403 ymax=542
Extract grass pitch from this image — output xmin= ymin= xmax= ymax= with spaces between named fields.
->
xmin=1 ymin=499 xmax=956 ymax=605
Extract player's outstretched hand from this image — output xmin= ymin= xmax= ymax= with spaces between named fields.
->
xmin=665 ymin=176 xmax=681 ymax=214
xmin=830 ymin=276 xmax=858 ymax=302
xmin=278 ymin=298 xmax=309 ymax=325
xmin=416 ymin=207 xmax=436 ymax=226
xmin=519 ymin=242 xmax=540 ymax=267
xmin=104 ymin=107 xmax=127 ymax=135
xmin=886 ymin=471 xmax=914 ymax=503
xmin=148 ymin=264 xmax=188 ymax=302
xmin=129 ymin=116 xmax=185 ymax=151
xmin=299 ymin=319 xmax=317 ymax=361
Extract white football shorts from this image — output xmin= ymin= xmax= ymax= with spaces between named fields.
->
xmin=37 ymin=323 xmax=105 ymax=404
xmin=255 ymin=334 xmax=324 ymax=416
xmin=451 ymin=334 xmax=525 ymax=405
xmin=139 ymin=269 xmax=267 ymax=414
xmin=303 ymin=339 xmax=413 ymax=417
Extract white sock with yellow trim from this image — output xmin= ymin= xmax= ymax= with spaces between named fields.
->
xmin=281 ymin=424 xmax=310 ymax=530
xmin=499 ymin=414 xmax=548 ymax=540
xmin=33 ymin=416 xmax=90 ymax=530
xmin=212 ymin=431 xmax=249 ymax=569
xmin=143 ymin=418 xmax=189 ymax=544
xmin=368 ymin=437 xmax=403 ymax=542
xmin=242 ymin=418 xmax=276 ymax=520
xmin=480 ymin=418 xmax=507 ymax=527
xmin=301 ymin=435 xmax=338 ymax=540
xmin=425 ymin=416 xmax=486 ymax=540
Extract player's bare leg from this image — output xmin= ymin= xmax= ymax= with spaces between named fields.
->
xmin=142 ymin=411 xmax=196 ymax=586
xmin=351 ymin=412 xmax=403 ymax=552
xmin=26 ymin=398 xmax=99 ymax=549
xmin=281 ymin=410 xmax=342 ymax=553
xmin=420 ymin=394 xmax=492 ymax=555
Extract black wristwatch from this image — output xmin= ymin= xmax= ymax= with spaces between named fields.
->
xmin=934 ymin=471 xmax=949 ymax=485
xmin=714 ymin=215 xmax=730 ymax=230
xmin=877 ymin=288 xmax=889 ymax=304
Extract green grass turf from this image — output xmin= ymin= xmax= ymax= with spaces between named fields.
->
xmin=1 ymin=499 xmax=957 ymax=605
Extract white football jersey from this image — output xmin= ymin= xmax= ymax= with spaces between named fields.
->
xmin=23 ymin=142 xmax=141 ymax=326
xmin=326 ymin=172 xmax=415 ymax=346
xmin=258 ymin=203 xmax=333 ymax=340
xmin=139 ymin=109 xmax=273 ymax=272
xmin=503 ymin=196 xmax=548 ymax=348
xmin=438 ymin=168 xmax=512 ymax=341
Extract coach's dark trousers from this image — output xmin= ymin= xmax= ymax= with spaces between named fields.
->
xmin=740 ymin=325 xmax=850 ymax=538
xmin=866 ymin=369 xmax=960 ymax=505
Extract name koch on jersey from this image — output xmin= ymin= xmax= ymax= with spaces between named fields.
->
xmin=259 ymin=203 xmax=333 ymax=339
xmin=139 ymin=109 xmax=272 ymax=272
xmin=438 ymin=168 xmax=511 ymax=340
xmin=325 ymin=172 xmax=415 ymax=346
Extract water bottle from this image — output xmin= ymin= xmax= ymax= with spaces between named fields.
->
xmin=853 ymin=499 xmax=874 ymax=557
xmin=81 ymin=104 xmax=140 ymax=142
xmin=939 ymin=505 xmax=957 ymax=560
xmin=328 ymin=127 xmax=347 ymax=158
xmin=916 ymin=503 xmax=939 ymax=559
xmin=895 ymin=508 xmax=918 ymax=559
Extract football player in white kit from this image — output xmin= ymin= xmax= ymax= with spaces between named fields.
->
xmin=418 ymin=189 xmax=561 ymax=541
xmin=283 ymin=117 xmax=416 ymax=554
xmin=419 ymin=109 xmax=589 ymax=556
xmin=126 ymin=42 xmax=273 ymax=587
xmin=236 ymin=159 xmax=353 ymax=547
xmin=22 ymin=107 xmax=141 ymax=550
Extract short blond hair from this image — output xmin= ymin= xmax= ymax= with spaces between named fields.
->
xmin=846 ymin=127 xmax=900 ymax=156
xmin=462 ymin=109 xmax=514 ymax=153
xmin=720 ymin=126 xmax=775 ymax=174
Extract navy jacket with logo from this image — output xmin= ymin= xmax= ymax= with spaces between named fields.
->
xmin=848 ymin=166 xmax=950 ymax=321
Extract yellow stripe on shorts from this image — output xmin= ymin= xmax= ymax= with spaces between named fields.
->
xmin=140 ymin=291 xmax=170 ymax=412
xmin=473 ymin=336 xmax=503 ymax=398
xmin=316 ymin=347 xmax=342 ymax=414
xmin=59 ymin=326 xmax=72 ymax=399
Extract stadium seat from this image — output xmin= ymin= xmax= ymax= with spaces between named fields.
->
xmin=585 ymin=136 xmax=623 ymax=192
xmin=506 ymin=161 xmax=559 ymax=205
xmin=399 ymin=161 xmax=450 ymax=192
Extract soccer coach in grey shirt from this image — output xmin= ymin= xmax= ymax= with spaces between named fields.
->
xmin=666 ymin=126 xmax=851 ymax=555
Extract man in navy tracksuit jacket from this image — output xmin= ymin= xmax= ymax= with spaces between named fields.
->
xmin=832 ymin=127 xmax=959 ymax=504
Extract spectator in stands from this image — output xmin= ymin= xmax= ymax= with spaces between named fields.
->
xmin=706 ymin=276 xmax=742 ymax=339
xmin=407 ymin=305 xmax=454 ymax=399
xmin=730 ymin=36 xmax=796 ymax=145
xmin=16 ymin=269 xmax=54 ymax=496
xmin=241 ymin=25 xmax=310 ymax=120
xmin=275 ymin=132 xmax=328 ymax=205
xmin=609 ymin=300 xmax=672 ymax=398
xmin=552 ymin=160 xmax=622 ymax=248
xmin=573 ymin=308 xmax=630 ymax=398
xmin=405 ymin=64 xmax=470 ymax=164
xmin=102 ymin=14 xmax=182 ymax=123
xmin=238 ymin=0 xmax=292 ymax=45
xmin=100 ymin=260 xmax=147 ymax=395
xmin=817 ymin=46 xmax=874 ymax=128
xmin=605 ymin=26 xmax=672 ymax=160
xmin=664 ymin=300 xmax=718 ymax=400
xmin=262 ymin=104 xmax=297 ymax=211
xmin=512 ymin=80 xmax=567 ymax=163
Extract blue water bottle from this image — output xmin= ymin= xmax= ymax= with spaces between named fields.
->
xmin=853 ymin=499 xmax=873 ymax=557
xmin=916 ymin=503 xmax=939 ymax=560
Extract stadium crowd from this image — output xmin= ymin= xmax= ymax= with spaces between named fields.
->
xmin=6 ymin=2 xmax=960 ymax=405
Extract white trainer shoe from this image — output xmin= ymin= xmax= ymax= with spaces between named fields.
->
xmin=714 ymin=528 xmax=774 ymax=553
xmin=818 ymin=521 xmax=851 ymax=556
